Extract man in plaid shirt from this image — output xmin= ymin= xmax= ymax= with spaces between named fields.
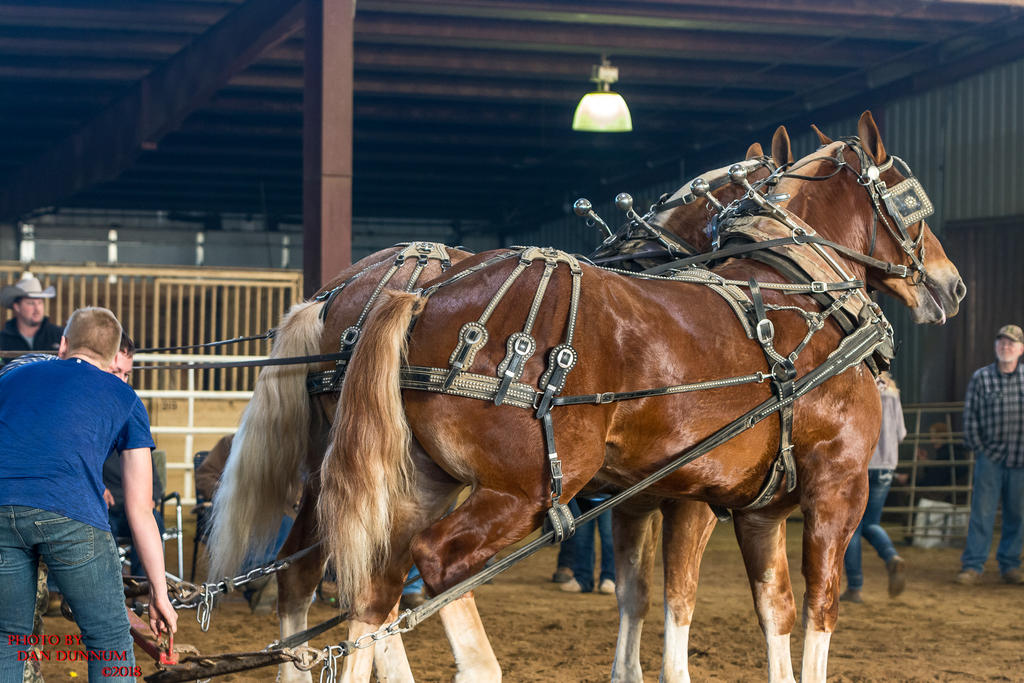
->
xmin=957 ymin=324 xmax=1024 ymax=585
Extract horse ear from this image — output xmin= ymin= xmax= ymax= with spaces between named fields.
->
xmin=811 ymin=124 xmax=833 ymax=146
xmin=857 ymin=110 xmax=887 ymax=165
xmin=771 ymin=126 xmax=793 ymax=165
xmin=745 ymin=142 xmax=764 ymax=159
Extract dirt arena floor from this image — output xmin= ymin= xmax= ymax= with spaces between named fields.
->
xmin=36 ymin=519 xmax=1024 ymax=682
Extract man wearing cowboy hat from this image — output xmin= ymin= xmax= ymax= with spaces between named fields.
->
xmin=0 ymin=272 xmax=63 ymax=365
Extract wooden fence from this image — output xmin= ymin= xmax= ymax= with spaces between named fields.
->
xmin=1 ymin=262 xmax=302 ymax=391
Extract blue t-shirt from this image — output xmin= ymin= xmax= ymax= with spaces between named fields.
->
xmin=0 ymin=357 xmax=155 ymax=531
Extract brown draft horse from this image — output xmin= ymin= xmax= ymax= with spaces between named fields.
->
xmin=320 ymin=112 xmax=965 ymax=682
xmin=207 ymin=244 xmax=509 ymax=683
xmin=206 ymin=135 xmax=790 ymax=681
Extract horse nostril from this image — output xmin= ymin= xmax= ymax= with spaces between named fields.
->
xmin=954 ymin=279 xmax=967 ymax=301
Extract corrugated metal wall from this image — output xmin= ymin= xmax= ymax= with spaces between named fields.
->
xmin=519 ymin=56 xmax=1024 ymax=402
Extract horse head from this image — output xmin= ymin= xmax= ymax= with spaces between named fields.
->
xmin=778 ymin=111 xmax=965 ymax=324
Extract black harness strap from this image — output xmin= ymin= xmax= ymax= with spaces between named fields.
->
xmin=590 ymin=247 xmax=679 ymax=267
xmin=643 ymin=234 xmax=907 ymax=279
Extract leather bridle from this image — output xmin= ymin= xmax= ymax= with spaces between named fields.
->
xmin=781 ymin=138 xmax=932 ymax=284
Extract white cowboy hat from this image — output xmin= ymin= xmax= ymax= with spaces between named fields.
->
xmin=1 ymin=272 xmax=55 ymax=308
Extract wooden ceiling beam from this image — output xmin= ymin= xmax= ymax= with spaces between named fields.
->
xmin=358 ymin=0 xmax=978 ymax=41
xmin=0 ymin=1 xmax=231 ymax=31
xmin=543 ymin=0 xmax=1013 ymax=23
xmin=0 ymin=61 xmax=153 ymax=83
xmin=166 ymin=126 xmax=664 ymax=153
xmin=206 ymin=94 xmax=741 ymax=128
xmin=0 ymin=29 xmax=189 ymax=59
xmin=228 ymin=61 xmax=819 ymax=94
xmin=0 ymin=0 xmax=304 ymax=221
xmin=350 ymin=13 xmax=911 ymax=67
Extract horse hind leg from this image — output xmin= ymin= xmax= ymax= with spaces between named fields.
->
xmin=276 ymin=478 xmax=418 ymax=683
xmin=610 ymin=505 xmax=660 ymax=683
xmin=660 ymin=499 xmax=717 ymax=683
xmin=733 ymin=509 xmax=797 ymax=683
xmin=439 ymin=593 xmax=501 ymax=682
xmin=276 ymin=482 xmax=326 ymax=683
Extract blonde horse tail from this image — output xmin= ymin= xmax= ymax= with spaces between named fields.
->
xmin=207 ymin=300 xmax=324 ymax=579
xmin=319 ymin=290 xmax=425 ymax=607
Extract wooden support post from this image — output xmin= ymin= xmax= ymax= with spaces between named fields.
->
xmin=303 ymin=0 xmax=354 ymax=298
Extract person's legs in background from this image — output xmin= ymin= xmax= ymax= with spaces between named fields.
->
xmin=112 ymin=507 xmax=165 ymax=578
xmin=552 ymin=498 xmax=580 ymax=583
xmin=960 ymin=452 xmax=1001 ymax=582
xmin=996 ymin=465 xmax=1024 ymax=581
xmin=244 ymin=514 xmax=295 ymax=613
xmin=595 ymin=507 xmax=615 ymax=594
xmin=563 ymin=518 xmax=595 ymax=592
xmin=401 ymin=565 xmax=426 ymax=608
xmin=43 ymin=562 xmax=62 ymax=616
xmin=859 ymin=469 xmax=905 ymax=597
xmin=562 ymin=497 xmax=598 ymax=593
xmin=841 ymin=515 xmax=866 ymax=603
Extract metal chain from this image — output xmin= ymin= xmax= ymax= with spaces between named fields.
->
xmin=318 ymin=646 xmax=346 ymax=683
xmin=129 ymin=544 xmax=322 ymax=636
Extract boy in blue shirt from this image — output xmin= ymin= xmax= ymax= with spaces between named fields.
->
xmin=0 ymin=307 xmax=177 ymax=681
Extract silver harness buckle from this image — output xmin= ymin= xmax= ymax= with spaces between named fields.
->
xmin=756 ymin=318 xmax=775 ymax=345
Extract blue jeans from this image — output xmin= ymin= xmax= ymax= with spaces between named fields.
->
xmin=844 ymin=469 xmax=899 ymax=590
xmin=0 ymin=506 xmax=135 ymax=681
xmin=961 ymin=452 xmax=1024 ymax=574
xmin=242 ymin=515 xmax=294 ymax=600
xmin=404 ymin=565 xmax=424 ymax=595
xmin=564 ymin=497 xmax=615 ymax=592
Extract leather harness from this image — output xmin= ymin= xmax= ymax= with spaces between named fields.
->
xmin=307 ymin=242 xmax=454 ymax=395
xmin=303 ymin=139 xmax=928 ymax=537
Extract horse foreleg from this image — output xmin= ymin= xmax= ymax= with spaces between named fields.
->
xmin=370 ymin=603 xmax=415 ymax=683
xmin=733 ymin=509 xmax=797 ymax=683
xmin=438 ymin=592 xmax=501 ymax=682
xmin=609 ymin=505 xmax=659 ymax=683
xmin=277 ymin=485 xmax=326 ymax=683
xmin=660 ymin=500 xmax=717 ymax=683
xmin=799 ymin=472 xmax=867 ymax=683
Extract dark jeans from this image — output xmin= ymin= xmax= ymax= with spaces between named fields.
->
xmin=562 ymin=497 xmax=615 ymax=592
xmin=961 ymin=451 xmax=1024 ymax=574
xmin=844 ymin=469 xmax=898 ymax=590
xmin=0 ymin=506 xmax=135 ymax=681
xmin=108 ymin=506 xmax=165 ymax=577
xmin=242 ymin=515 xmax=294 ymax=600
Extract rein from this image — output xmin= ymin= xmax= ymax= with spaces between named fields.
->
xmin=136 ymin=332 xmax=274 ymax=354
xmin=643 ymin=233 xmax=910 ymax=278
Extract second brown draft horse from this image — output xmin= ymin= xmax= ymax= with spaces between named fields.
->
xmin=320 ymin=112 xmax=965 ymax=682
xmin=206 ymin=134 xmax=787 ymax=681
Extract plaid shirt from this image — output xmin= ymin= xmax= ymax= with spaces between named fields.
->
xmin=963 ymin=362 xmax=1024 ymax=467
xmin=0 ymin=352 xmax=54 ymax=379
